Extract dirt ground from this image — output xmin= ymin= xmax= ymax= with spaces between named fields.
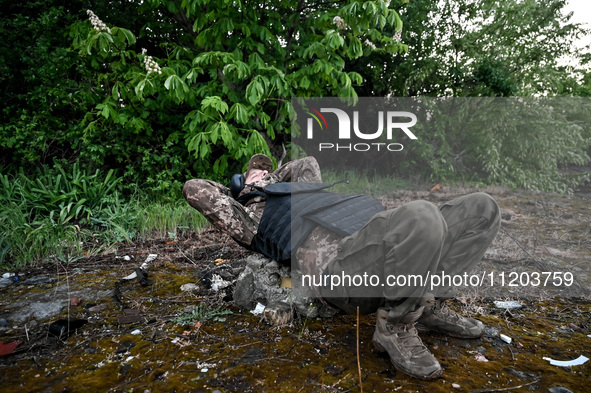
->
xmin=0 ymin=185 xmax=589 ymax=393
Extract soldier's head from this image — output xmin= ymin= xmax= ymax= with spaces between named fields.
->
xmin=244 ymin=154 xmax=273 ymax=183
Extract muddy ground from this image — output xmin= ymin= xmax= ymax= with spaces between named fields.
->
xmin=0 ymin=186 xmax=589 ymax=393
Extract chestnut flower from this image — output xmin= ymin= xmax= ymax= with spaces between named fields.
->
xmin=141 ymin=48 xmax=162 ymax=75
xmin=86 ymin=10 xmax=111 ymax=34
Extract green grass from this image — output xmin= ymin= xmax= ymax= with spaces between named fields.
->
xmin=0 ymin=164 xmax=207 ymax=269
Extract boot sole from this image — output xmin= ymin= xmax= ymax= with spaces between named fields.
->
xmin=372 ymin=336 xmax=443 ymax=381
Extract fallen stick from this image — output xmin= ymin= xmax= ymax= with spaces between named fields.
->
xmin=470 ymin=378 xmax=540 ymax=393
xmin=357 ymin=306 xmax=364 ymax=393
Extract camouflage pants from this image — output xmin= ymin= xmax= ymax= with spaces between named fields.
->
xmin=320 ymin=192 xmax=501 ymax=323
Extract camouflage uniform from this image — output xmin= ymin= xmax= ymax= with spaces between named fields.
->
xmin=183 ymin=156 xmax=500 ymax=324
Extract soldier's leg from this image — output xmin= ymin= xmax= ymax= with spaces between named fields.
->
xmin=319 ymin=200 xmax=447 ymax=380
xmin=320 ymin=200 xmax=447 ymax=322
xmin=416 ymin=192 xmax=500 ymax=338
xmin=435 ymin=192 xmax=501 ymax=297
xmin=182 ymin=179 xmax=259 ymax=246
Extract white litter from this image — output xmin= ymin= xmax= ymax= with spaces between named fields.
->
xmin=2 ymin=273 xmax=15 ymax=279
xmin=210 ymin=274 xmax=231 ymax=291
xmin=494 ymin=300 xmax=522 ymax=309
xmin=500 ymin=334 xmax=512 ymax=344
xmin=130 ymin=329 xmax=141 ymax=335
xmin=180 ymin=283 xmax=200 ymax=292
xmin=141 ymin=254 xmax=158 ymax=269
xmin=200 ymin=368 xmax=208 ymax=373
xmin=250 ymin=302 xmax=266 ymax=316
xmin=125 ymin=356 xmax=135 ymax=362
xmin=122 ymin=272 xmax=138 ymax=280
xmin=543 ymin=355 xmax=589 ymax=367
xmin=121 ymin=254 xmax=158 ymax=279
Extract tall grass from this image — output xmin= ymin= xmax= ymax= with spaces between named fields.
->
xmin=0 ymin=164 xmax=206 ymax=269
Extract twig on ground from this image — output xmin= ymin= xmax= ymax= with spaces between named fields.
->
xmin=357 ymin=306 xmax=364 ymax=393
xmin=470 ymin=378 xmax=540 ymax=393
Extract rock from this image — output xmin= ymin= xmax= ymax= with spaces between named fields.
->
xmin=233 ymin=254 xmax=339 ymax=320
xmin=22 ymin=276 xmax=56 ymax=285
xmin=3 ymin=288 xmax=112 ymax=324
xmin=263 ymin=302 xmax=293 ymax=325
xmin=0 ymin=278 xmax=12 ymax=289
xmin=484 ymin=326 xmax=500 ymax=337
xmin=180 ymin=283 xmax=199 ymax=292
xmin=233 ymin=267 xmax=256 ymax=310
xmin=549 ymin=387 xmax=574 ymax=393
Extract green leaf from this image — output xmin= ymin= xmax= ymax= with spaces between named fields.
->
xmin=229 ymin=103 xmax=250 ymax=124
xmin=201 ymin=96 xmax=228 ymax=114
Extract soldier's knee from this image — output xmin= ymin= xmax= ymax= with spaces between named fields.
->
xmin=403 ymin=200 xmax=447 ymax=240
xmin=467 ymin=192 xmax=500 ymax=224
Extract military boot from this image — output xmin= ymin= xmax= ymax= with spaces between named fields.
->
xmin=372 ymin=306 xmax=442 ymax=380
xmin=417 ymin=293 xmax=484 ymax=338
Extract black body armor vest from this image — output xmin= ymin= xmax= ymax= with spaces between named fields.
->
xmin=243 ymin=182 xmax=384 ymax=262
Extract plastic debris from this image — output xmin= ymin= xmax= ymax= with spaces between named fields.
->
xmin=141 ymin=254 xmax=158 ymax=268
xmin=210 ymin=274 xmax=232 ymax=291
xmin=121 ymin=254 xmax=158 ymax=280
xmin=494 ymin=300 xmax=522 ymax=309
xmin=537 ymin=246 xmax=566 ymax=256
xmin=48 ymin=319 xmax=88 ymax=338
xmin=130 ymin=329 xmax=141 ymax=335
xmin=2 ymin=273 xmax=15 ymax=279
xmin=251 ymin=302 xmax=266 ymax=316
xmin=543 ymin=355 xmax=589 ymax=367
xmin=0 ymin=340 xmax=22 ymax=357
xmin=125 ymin=356 xmax=135 ymax=362
xmin=474 ymin=353 xmax=489 ymax=362
xmin=452 ymin=383 xmax=461 ymax=389
xmin=200 ymin=368 xmax=208 ymax=372
xmin=500 ymin=334 xmax=512 ymax=344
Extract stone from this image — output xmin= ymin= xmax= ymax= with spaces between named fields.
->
xmin=233 ymin=254 xmax=339 ymax=319
xmin=180 ymin=283 xmax=199 ymax=292
xmin=0 ymin=278 xmax=12 ymax=289
xmin=549 ymin=386 xmax=574 ymax=393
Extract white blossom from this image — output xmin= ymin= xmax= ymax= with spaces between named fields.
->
xmin=87 ymin=10 xmax=112 ymax=34
xmin=333 ymin=16 xmax=348 ymax=31
xmin=393 ymin=29 xmax=402 ymax=42
xmin=364 ymin=39 xmax=377 ymax=49
xmin=142 ymin=48 xmax=162 ymax=75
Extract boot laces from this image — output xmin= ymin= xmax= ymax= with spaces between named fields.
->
xmin=388 ymin=322 xmax=429 ymax=357
xmin=434 ymin=300 xmax=462 ymax=323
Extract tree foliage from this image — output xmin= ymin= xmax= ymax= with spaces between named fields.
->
xmin=1 ymin=0 xmax=590 ymax=195
xmin=71 ymin=0 xmax=406 ymax=181
xmin=347 ymin=0 xmax=591 ymax=191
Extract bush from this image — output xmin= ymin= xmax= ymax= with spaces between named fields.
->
xmin=0 ymin=163 xmax=206 ymax=268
